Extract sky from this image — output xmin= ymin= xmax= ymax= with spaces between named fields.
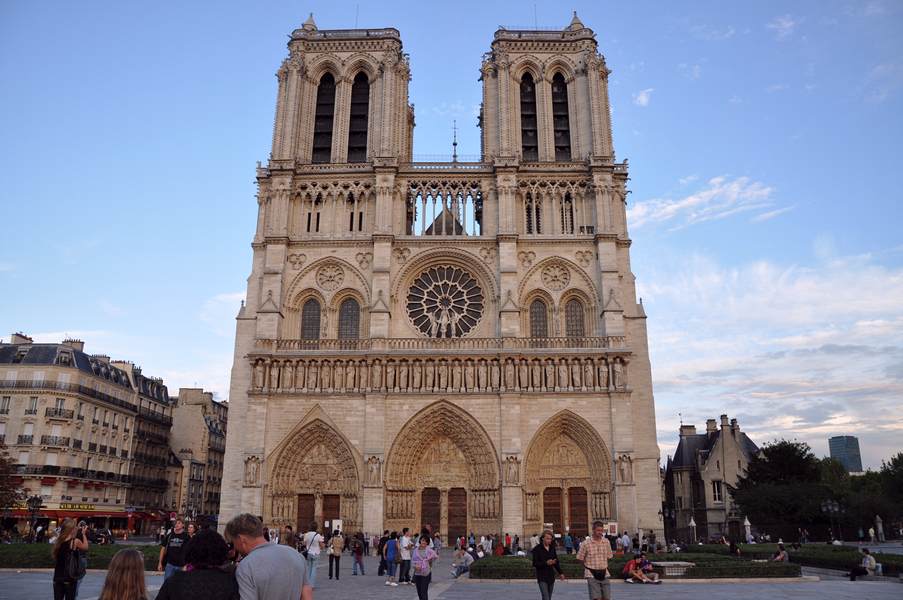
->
xmin=1 ymin=1 xmax=902 ymax=469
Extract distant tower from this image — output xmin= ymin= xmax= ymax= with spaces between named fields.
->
xmin=829 ymin=436 xmax=863 ymax=472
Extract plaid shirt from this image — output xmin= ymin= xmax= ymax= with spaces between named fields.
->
xmin=576 ymin=536 xmax=614 ymax=578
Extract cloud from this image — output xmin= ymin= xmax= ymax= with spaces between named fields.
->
xmin=632 ymin=88 xmax=654 ymax=107
xmin=628 ymin=175 xmax=776 ymax=230
xmin=767 ymin=14 xmax=799 ymax=39
xmin=864 ymin=1 xmax=888 ymax=16
xmin=678 ymin=63 xmax=702 ymax=80
xmin=200 ymin=292 xmax=245 ymax=338
xmin=640 ymin=251 xmax=903 ymax=468
xmin=767 ymin=83 xmax=789 ymax=93
xmin=430 ymin=101 xmax=466 ymax=117
xmin=678 ymin=175 xmax=698 ymax=186
xmin=865 ymin=62 xmax=903 ymax=103
xmin=750 ymin=205 xmax=795 ymax=223
xmin=690 ymin=23 xmax=735 ymax=41
xmin=728 ymin=95 xmax=743 ymax=104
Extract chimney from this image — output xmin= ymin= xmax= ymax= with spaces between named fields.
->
xmin=679 ymin=424 xmax=697 ymax=437
xmin=706 ymin=419 xmax=717 ymax=434
xmin=62 ymin=338 xmax=85 ymax=352
xmin=731 ymin=418 xmax=739 ymax=433
xmin=93 ymin=354 xmax=110 ymax=364
xmin=720 ymin=414 xmax=729 ymax=428
xmin=10 ymin=332 xmax=33 ymax=344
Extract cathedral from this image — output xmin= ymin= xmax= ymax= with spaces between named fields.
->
xmin=219 ymin=12 xmax=663 ymax=542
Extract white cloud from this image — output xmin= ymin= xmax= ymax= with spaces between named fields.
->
xmin=628 ymin=175 xmax=776 ymax=230
xmin=690 ymin=23 xmax=735 ymax=41
xmin=750 ymin=205 xmax=795 ymax=223
xmin=767 ymin=83 xmax=789 ymax=93
xmin=865 ymin=62 xmax=903 ymax=103
xmin=678 ymin=175 xmax=698 ymax=186
xmin=632 ymin=88 xmax=654 ymax=107
xmin=200 ymin=292 xmax=245 ymax=338
xmin=431 ymin=101 xmax=466 ymax=117
xmin=864 ymin=1 xmax=887 ymax=16
xmin=678 ymin=63 xmax=702 ymax=80
xmin=767 ymin=14 xmax=799 ymax=39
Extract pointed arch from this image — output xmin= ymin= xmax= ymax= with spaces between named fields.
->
xmin=312 ymin=72 xmax=336 ymax=163
xmin=524 ymin=410 xmax=612 ymax=493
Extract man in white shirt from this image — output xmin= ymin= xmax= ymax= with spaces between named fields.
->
xmin=620 ymin=531 xmax=631 ymax=553
xmin=302 ymin=522 xmax=325 ymax=588
xmin=398 ymin=527 xmax=413 ymax=585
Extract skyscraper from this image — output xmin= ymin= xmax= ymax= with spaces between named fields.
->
xmin=829 ymin=435 xmax=863 ymax=473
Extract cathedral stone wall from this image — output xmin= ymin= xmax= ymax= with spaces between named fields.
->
xmin=220 ymin=13 xmax=663 ymax=542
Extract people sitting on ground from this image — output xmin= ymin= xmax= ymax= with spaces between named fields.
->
xmin=451 ymin=547 xmax=474 ymax=578
xmin=622 ymin=552 xmax=661 ymax=584
xmin=848 ymin=548 xmax=876 ymax=581
xmin=771 ymin=543 xmax=789 ymax=562
xmin=638 ymin=553 xmax=660 ymax=582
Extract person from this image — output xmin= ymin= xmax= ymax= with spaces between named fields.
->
xmin=51 ymin=518 xmax=89 ymax=600
xmin=622 ymin=552 xmax=660 ymax=584
xmin=728 ymin=540 xmax=741 ymax=557
xmin=301 ymin=522 xmax=324 ymax=588
xmin=156 ymin=529 xmax=239 ymax=600
xmin=351 ymin=532 xmax=366 ymax=575
xmin=225 ymin=513 xmax=312 ymax=600
xmin=280 ymin=524 xmax=297 ymax=549
xmin=563 ymin=533 xmax=574 ymax=555
xmin=186 ymin=522 xmax=197 ymax=538
xmin=451 ymin=546 xmax=474 ymax=578
xmin=73 ymin=521 xmax=90 ymax=597
xmin=411 ymin=533 xmax=439 ymax=600
xmin=97 ymin=549 xmax=147 ymax=600
xmin=532 ymin=530 xmax=565 ymax=600
xmin=328 ymin=528 xmax=344 ymax=580
xmin=848 ymin=548 xmax=876 ymax=581
xmin=772 ymin=543 xmax=789 ymax=562
xmin=158 ymin=518 xmax=190 ymax=580
xmin=384 ymin=530 xmax=399 ymax=586
xmin=638 ymin=553 xmax=661 ymax=582
xmin=577 ymin=521 xmax=614 ymax=600
xmin=494 ymin=537 xmax=505 ymax=556
xmin=399 ymin=527 xmax=414 ymax=585
xmin=159 ymin=525 xmax=166 ymax=544
xmin=377 ymin=530 xmax=389 ymax=575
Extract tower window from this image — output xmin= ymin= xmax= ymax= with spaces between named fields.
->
xmin=551 ymin=73 xmax=571 ymax=161
xmin=565 ymin=298 xmax=585 ymax=337
xmin=529 ymin=299 xmax=549 ymax=338
xmin=561 ymin=193 xmax=574 ymax=234
xmin=520 ymin=73 xmax=538 ymax=161
xmin=301 ymin=299 xmax=321 ymax=340
xmin=312 ymin=73 xmax=336 ymax=163
xmin=525 ymin=193 xmax=542 ymax=234
xmin=347 ymin=73 xmax=369 ymax=163
xmin=338 ymin=298 xmax=361 ymax=339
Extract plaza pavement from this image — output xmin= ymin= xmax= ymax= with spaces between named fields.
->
xmin=1 ymin=549 xmax=900 ymax=600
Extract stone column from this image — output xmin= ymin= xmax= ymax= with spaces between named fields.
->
xmin=440 ymin=488 xmax=449 ymax=543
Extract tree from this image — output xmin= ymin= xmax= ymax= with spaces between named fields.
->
xmin=0 ymin=441 xmax=24 ymax=511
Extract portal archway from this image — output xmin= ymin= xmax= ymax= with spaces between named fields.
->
xmin=267 ymin=417 xmax=362 ymax=532
xmin=523 ymin=410 xmax=612 ymax=537
xmin=384 ymin=400 xmax=501 ymax=538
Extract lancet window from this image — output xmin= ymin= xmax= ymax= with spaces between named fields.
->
xmin=338 ymin=298 xmax=360 ymax=339
xmin=560 ymin=193 xmax=574 ymax=234
xmin=301 ymin=299 xmax=321 ymax=340
xmin=530 ymin=299 xmax=549 ymax=338
xmin=565 ymin=298 xmax=585 ymax=338
xmin=525 ymin=193 xmax=542 ymax=234
xmin=312 ymin=73 xmax=336 ymax=163
xmin=347 ymin=73 xmax=369 ymax=163
xmin=520 ymin=73 xmax=539 ymax=161
xmin=551 ymin=72 xmax=571 ymax=161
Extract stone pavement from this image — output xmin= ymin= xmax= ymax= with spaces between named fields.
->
xmin=1 ymin=549 xmax=900 ymax=600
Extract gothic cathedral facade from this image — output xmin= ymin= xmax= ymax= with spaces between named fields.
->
xmin=220 ymin=14 xmax=663 ymax=541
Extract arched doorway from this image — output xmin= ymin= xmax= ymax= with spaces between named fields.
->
xmin=267 ymin=418 xmax=362 ymax=532
xmin=384 ymin=400 xmax=500 ymax=541
xmin=523 ymin=411 xmax=612 ymax=538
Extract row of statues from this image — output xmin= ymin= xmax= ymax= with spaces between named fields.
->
xmin=252 ymin=355 xmax=628 ymax=394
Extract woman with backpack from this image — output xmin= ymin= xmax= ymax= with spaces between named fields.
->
xmin=51 ymin=518 xmax=89 ymax=600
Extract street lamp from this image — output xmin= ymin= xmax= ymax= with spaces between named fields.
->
xmin=26 ymin=494 xmax=43 ymax=543
xmin=821 ymin=499 xmax=842 ymax=542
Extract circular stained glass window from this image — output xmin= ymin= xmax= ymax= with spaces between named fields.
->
xmin=406 ymin=265 xmax=484 ymax=338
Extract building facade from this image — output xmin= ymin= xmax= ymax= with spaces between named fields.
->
xmin=0 ymin=334 xmax=173 ymax=533
xmin=170 ymin=388 xmax=228 ymax=522
xmin=828 ymin=435 xmax=863 ymax=473
xmin=663 ymin=415 xmax=759 ymax=542
xmin=220 ymin=13 xmax=662 ymax=541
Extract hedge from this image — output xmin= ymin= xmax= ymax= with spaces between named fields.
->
xmin=689 ymin=543 xmax=901 ymax=577
xmin=468 ymin=552 xmax=801 ymax=579
xmin=0 ymin=543 xmax=160 ymax=570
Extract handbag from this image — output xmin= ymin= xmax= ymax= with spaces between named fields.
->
xmin=301 ymin=533 xmax=317 ymax=559
xmin=64 ymin=542 xmax=86 ymax=581
xmin=588 ymin=567 xmax=607 ymax=581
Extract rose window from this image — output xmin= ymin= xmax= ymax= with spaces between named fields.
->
xmin=407 ymin=266 xmax=484 ymax=338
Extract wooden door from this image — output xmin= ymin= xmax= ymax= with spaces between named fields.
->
xmin=567 ymin=487 xmax=588 ymax=539
xmin=447 ymin=488 xmax=467 ymax=541
xmin=297 ymin=494 xmax=315 ymax=531
xmin=420 ymin=487 xmax=440 ymax=532
xmin=543 ymin=487 xmax=562 ymax=534
xmin=323 ymin=494 xmax=340 ymax=529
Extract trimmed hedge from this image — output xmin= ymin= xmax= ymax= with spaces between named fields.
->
xmin=468 ymin=552 xmax=801 ymax=579
xmin=690 ymin=543 xmax=902 ymax=577
xmin=0 ymin=543 xmax=160 ymax=570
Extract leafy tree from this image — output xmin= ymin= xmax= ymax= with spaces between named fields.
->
xmin=880 ymin=452 xmax=903 ymax=509
xmin=0 ymin=441 xmax=24 ymax=511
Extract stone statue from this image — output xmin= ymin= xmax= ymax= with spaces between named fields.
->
xmin=518 ymin=359 xmax=529 ymax=390
xmin=613 ymin=359 xmax=624 ymax=390
xmin=269 ymin=362 xmax=280 ymax=390
xmin=437 ymin=360 xmax=448 ymax=391
xmin=571 ymin=360 xmax=582 ymax=389
xmin=371 ymin=360 xmax=383 ymax=390
xmin=366 ymin=456 xmax=381 ymax=486
xmin=412 ymin=361 xmax=422 ymax=390
xmin=295 ymin=362 xmax=306 ymax=389
xmin=464 ymin=361 xmax=475 ymax=391
xmin=386 ymin=361 xmax=396 ymax=391
xmin=244 ymin=456 xmax=259 ymax=486
xmin=346 ymin=361 xmax=356 ymax=391
xmin=424 ymin=360 xmax=435 ymax=391
xmin=477 ymin=360 xmax=487 ymax=391
xmin=504 ymin=456 xmax=520 ymax=484
xmin=334 ymin=362 xmax=345 ymax=391
xmin=321 ymin=361 xmax=332 ymax=390
xmin=531 ymin=361 xmax=541 ymax=389
xmin=490 ymin=360 xmax=500 ymax=390
xmin=584 ymin=361 xmax=595 ymax=390
xmin=504 ymin=359 xmax=516 ymax=390
xmin=544 ymin=360 xmax=555 ymax=391
xmin=254 ymin=361 xmax=265 ymax=389
xmin=597 ymin=360 xmax=609 ymax=389
xmin=452 ymin=361 xmax=463 ymax=391
xmin=358 ymin=362 xmax=369 ymax=392
xmin=618 ymin=454 xmax=633 ymax=484
xmin=307 ymin=362 xmax=319 ymax=390
xmin=557 ymin=360 xmax=569 ymax=390
xmin=399 ymin=362 xmax=409 ymax=391
xmin=283 ymin=362 xmax=294 ymax=390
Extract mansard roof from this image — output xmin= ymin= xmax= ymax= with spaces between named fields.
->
xmin=0 ymin=342 xmax=134 ymax=390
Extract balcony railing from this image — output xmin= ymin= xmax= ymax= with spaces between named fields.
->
xmin=258 ymin=336 xmax=628 ymax=353
xmin=0 ymin=407 xmax=9 ymax=415
xmin=0 ymin=434 xmax=4 ymax=444
xmin=137 ymin=407 xmax=172 ymax=426
xmin=72 ymin=439 xmax=83 ymax=449
xmin=0 ymin=379 xmax=137 ymax=413
xmin=88 ymin=442 xmax=97 ymax=452
xmin=24 ymin=408 xmax=38 ymax=415
xmin=46 ymin=407 xmax=75 ymax=419
xmin=41 ymin=435 xmax=70 ymax=447
xmin=17 ymin=435 xmax=33 ymax=444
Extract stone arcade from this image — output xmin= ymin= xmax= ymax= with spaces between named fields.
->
xmin=219 ymin=13 xmax=663 ymax=541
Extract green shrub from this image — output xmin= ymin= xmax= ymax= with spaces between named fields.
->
xmin=0 ymin=543 xmax=160 ymax=570
xmin=690 ymin=543 xmax=901 ymax=577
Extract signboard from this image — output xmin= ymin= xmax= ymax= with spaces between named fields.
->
xmin=59 ymin=503 xmax=96 ymax=511
xmin=606 ymin=522 xmax=618 ymax=536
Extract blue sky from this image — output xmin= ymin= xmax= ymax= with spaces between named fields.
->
xmin=2 ymin=1 xmax=901 ymax=468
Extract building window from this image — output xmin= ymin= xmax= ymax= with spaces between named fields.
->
xmin=301 ymin=299 xmax=321 ymax=340
xmin=520 ymin=72 xmax=538 ymax=161
xmin=312 ymin=73 xmax=336 ymax=163
xmin=564 ymin=298 xmax=585 ymax=338
xmin=525 ymin=194 xmax=542 ymax=234
xmin=551 ymin=72 xmax=571 ymax=161
xmin=712 ymin=480 xmax=723 ymax=502
xmin=54 ymin=397 xmax=65 ymax=410
xmin=529 ymin=299 xmax=549 ymax=338
xmin=560 ymin=193 xmax=574 ymax=234
xmin=338 ymin=298 xmax=360 ymax=340
xmin=347 ymin=72 xmax=369 ymax=163
xmin=0 ymin=396 xmax=9 ymax=414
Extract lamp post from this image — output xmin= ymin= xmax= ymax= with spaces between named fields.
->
xmin=688 ymin=516 xmax=697 ymax=544
xmin=743 ymin=516 xmax=751 ymax=544
xmin=26 ymin=494 xmax=43 ymax=543
xmin=821 ymin=499 xmax=841 ymax=542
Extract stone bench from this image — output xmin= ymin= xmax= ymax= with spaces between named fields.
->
xmin=651 ymin=561 xmax=696 ymax=577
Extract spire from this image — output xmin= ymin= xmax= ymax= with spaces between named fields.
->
xmin=568 ymin=11 xmax=584 ymax=30
xmin=303 ymin=12 xmax=317 ymax=31
xmin=452 ymin=120 xmax=458 ymax=163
